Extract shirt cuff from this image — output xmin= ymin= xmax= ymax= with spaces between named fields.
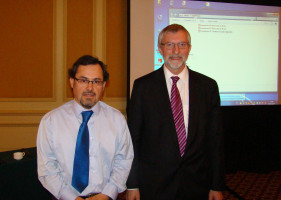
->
xmin=102 ymin=183 xmax=118 ymax=200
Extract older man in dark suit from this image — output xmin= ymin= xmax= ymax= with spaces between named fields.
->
xmin=126 ymin=24 xmax=225 ymax=200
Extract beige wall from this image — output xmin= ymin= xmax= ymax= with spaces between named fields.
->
xmin=0 ymin=0 xmax=127 ymax=152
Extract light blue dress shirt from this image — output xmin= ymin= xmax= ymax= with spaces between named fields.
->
xmin=37 ymin=100 xmax=134 ymax=200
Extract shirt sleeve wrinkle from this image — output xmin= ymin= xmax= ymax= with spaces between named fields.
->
xmin=108 ymin=116 xmax=134 ymax=194
xmin=37 ymin=112 xmax=77 ymax=199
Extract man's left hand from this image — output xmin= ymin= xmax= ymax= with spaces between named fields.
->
xmin=209 ymin=190 xmax=223 ymax=200
xmin=85 ymin=193 xmax=110 ymax=200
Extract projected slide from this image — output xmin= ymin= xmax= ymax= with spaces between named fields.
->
xmin=154 ymin=0 xmax=280 ymax=106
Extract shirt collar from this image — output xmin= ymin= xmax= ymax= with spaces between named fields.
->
xmin=164 ymin=65 xmax=188 ymax=83
xmin=72 ymin=100 xmax=101 ymax=119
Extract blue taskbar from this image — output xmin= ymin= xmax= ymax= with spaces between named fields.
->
xmin=220 ymin=93 xmax=278 ymax=106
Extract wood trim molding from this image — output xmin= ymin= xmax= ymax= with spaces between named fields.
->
xmin=0 ymin=123 xmax=39 ymax=127
xmin=0 ymin=110 xmax=48 ymax=116
xmin=95 ymin=0 xmax=106 ymax=62
xmin=0 ymin=98 xmax=56 ymax=102
xmin=63 ymin=0 xmax=68 ymax=102
xmin=0 ymin=110 xmax=47 ymax=127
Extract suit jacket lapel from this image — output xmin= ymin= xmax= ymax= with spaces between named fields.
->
xmin=154 ymin=67 xmax=183 ymax=161
xmin=184 ymin=69 xmax=199 ymax=156
xmin=156 ymin=67 xmax=187 ymax=161
xmin=153 ymin=67 xmax=175 ymax=128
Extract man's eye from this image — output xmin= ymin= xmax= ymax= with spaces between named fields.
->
xmin=81 ymin=79 xmax=87 ymax=83
xmin=95 ymin=80 xmax=103 ymax=84
xmin=179 ymin=43 xmax=187 ymax=47
xmin=166 ymin=43 xmax=174 ymax=47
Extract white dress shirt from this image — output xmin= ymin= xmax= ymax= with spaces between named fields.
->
xmin=164 ymin=65 xmax=189 ymax=136
xmin=37 ymin=100 xmax=134 ymax=200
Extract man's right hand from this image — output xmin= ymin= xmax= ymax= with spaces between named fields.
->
xmin=126 ymin=189 xmax=140 ymax=200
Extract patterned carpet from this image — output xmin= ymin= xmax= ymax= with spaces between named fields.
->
xmin=118 ymin=171 xmax=281 ymax=200
xmin=223 ymin=171 xmax=281 ymax=200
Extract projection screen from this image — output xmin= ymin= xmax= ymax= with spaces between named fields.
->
xmin=129 ymin=0 xmax=281 ymax=106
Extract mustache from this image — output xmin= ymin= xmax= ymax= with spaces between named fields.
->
xmin=82 ymin=91 xmax=95 ymax=96
xmin=168 ymin=55 xmax=183 ymax=59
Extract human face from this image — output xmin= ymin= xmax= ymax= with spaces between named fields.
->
xmin=69 ymin=64 xmax=106 ymax=109
xmin=158 ymin=30 xmax=191 ymax=75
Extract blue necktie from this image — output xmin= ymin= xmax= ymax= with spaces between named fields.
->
xmin=72 ymin=110 xmax=93 ymax=193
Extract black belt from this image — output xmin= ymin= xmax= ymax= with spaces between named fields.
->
xmin=80 ymin=193 xmax=99 ymax=199
xmin=80 ymin=193 xmax=113 ymax=200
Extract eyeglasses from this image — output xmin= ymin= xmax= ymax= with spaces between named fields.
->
xmin=74 ymin=77 xmax=104 ymax=87
xmin=161 ymin=42 xmax=189 ymax=50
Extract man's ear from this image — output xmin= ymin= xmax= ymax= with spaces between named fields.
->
xmin=69 ymin=78 xmax=74 ymax=89
xmin=158 ymin=46 xmax=163 ymax=56
xmin=188 ymin=44 xmax=192 ymax=53
xmin=102 ymin=81 xmax=106 ymax=88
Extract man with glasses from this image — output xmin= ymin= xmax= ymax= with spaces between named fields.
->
xmin=37 ymin=55 xmax=134 ymax=200
xmin=126 ymin=24 xmax=225 ymax=200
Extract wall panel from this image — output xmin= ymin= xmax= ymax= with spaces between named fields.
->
xmin=0 ymin=0 xmax=127 ymax=152
xmin=0 ymin=0 xmax=54 ymax=99
xmin=0 ymin=126 xmax=39 ymax=152
xmin=66 ymin=0 xmax=94 ymax=98
xmin=106 ymin=0 xmax=127 ymax=98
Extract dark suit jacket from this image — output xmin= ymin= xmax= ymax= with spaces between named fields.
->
xmin=126 ymin=66 xmax=225 ymax=200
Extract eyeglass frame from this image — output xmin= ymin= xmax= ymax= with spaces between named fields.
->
xmin=160 ymin=42 xmax=190 ymax=50
xmin=73 ymin=77 xmax=104 ymax=87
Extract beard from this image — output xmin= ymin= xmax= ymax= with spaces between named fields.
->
xmin=165 ymin=55 xmax=187 ymax=70
xmin=80 ymin=92 xmax=97 ymax=109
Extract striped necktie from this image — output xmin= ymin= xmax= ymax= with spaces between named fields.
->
xmin=171 ymin=76 xmax=187 ymax=157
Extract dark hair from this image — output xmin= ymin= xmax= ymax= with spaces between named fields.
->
xmin=69 ymin=55 xmax=109 ymax=81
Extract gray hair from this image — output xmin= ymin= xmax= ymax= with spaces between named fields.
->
xmin=158 ymin=24 xmax=191 ymax=47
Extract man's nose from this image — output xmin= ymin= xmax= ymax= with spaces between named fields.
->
xmin=86 ymin=81 xmax=94 ymax=90
xmin=173 ymin=44 xmax=180 ymax=54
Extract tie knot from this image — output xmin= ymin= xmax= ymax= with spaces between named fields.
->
xmin=171 ymin=76 xmax=180 ymax=84
xmin=82 ymin=111 xmax=93 ymax=123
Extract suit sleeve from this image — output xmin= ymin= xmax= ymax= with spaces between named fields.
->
xmin=208 ymin=81 xmax=225 ymax=191
xmin=126 ymin=79 xmax=143 ymax=188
